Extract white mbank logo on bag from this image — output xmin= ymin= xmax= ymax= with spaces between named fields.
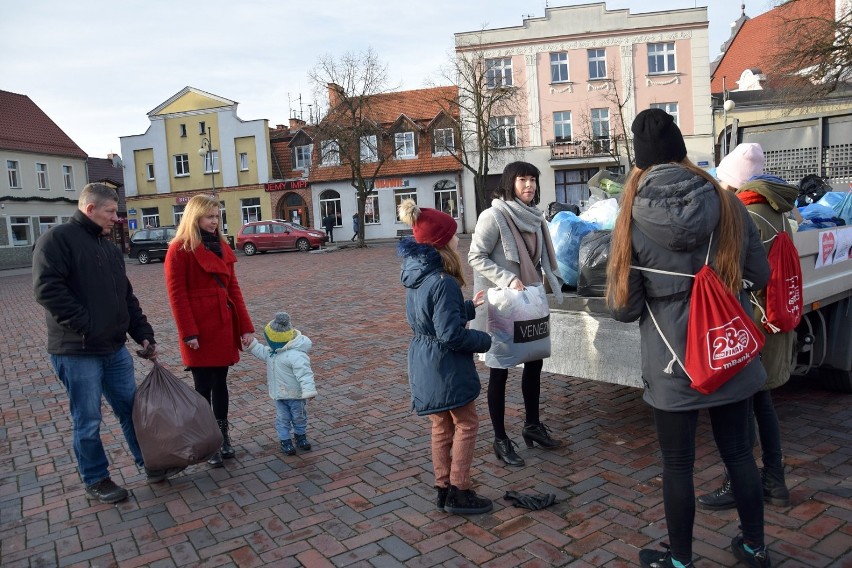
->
xmin=785 ymin=275 xmax=801 ymax=314
xmin=705 ymin=316 xmax=758 ymax=370
xmin=514 ymin=315 xmax=550 ymax=343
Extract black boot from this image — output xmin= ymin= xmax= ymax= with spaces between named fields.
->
xmin=435 ymin=486 xmax=449 ymax=512
xmin=493 ymin=437 xmax=525 ymax=466
xmin=761 ymin=467 xmax=790 ymax=507
xmin=218 ymin=419 xmax=235 ymax=459
xmin=444 ymin=485 xmax=493 ymax=515
xmin=294 ymin=433 xmax=311 ymax=451
xmin=697 ymin=470 xmax=736 ymax=510
xmin=522 ymin=422 xmax=561 ymax=449
xmin=280 ymin=439 xmax=296 ymax=456
xmin=207 ymin=450 xmax=224 ymax=467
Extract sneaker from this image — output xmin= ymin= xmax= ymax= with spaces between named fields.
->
xmin=639 ymin=544 xmax=694 ymax=568
xmin=732 ymin=535 xmax=772 ymax=567
xmin=280 ymin=439 xmax=296 ymax=456
xmin=444 ymin=485 xmax=493 ymax=515
xmin=294 ymin=433 xmax=312 ymax=451
xmin=435 ymin=486 xmax=449 ymax=512
xmin=145 ymin=466 xmax=186 ymax=484
xmin=85 ymin=478 xmax=129 ymax=504
xmin=697 ymin=473 xmax=736 ymax=510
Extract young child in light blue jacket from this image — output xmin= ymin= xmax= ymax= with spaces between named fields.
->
xmin=245 ymin=312 xmax=317 ymax=455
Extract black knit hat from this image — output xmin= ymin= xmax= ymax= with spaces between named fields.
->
xmin=631 ymin=108 xmax=687 ymax=169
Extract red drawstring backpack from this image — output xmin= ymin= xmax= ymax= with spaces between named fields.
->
xmin=636 ymin=234 xmax=765 ymax=394
xmin=747 ymin=211 xmax=803 ymax=333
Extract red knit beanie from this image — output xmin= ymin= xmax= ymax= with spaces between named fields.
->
xmin=398 ymin=199 xmax=456 ymax=248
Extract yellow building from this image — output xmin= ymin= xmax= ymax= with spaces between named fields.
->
xmin=119 ymin=87 xmax=273 ymax=235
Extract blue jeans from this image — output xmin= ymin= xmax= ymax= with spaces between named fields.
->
xmin=275 ymin=399 xmax=307 ymax=440
xmin=50 ymin=347 xmax=144 ymax=485
xmin=653 ymin=398 xmax=764 ymax=563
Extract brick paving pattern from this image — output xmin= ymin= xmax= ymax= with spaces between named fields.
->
xmin=1 ymin=239 xmax=850 ymax=567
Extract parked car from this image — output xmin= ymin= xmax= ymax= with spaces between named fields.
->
xmin=237 ymin=220 xmax=327 ymax=256
xmin=128 ymin=226 xmax=177 ymax=264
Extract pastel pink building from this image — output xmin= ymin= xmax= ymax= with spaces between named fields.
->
xmin=455 ymin=3 xmax=713 ymax=226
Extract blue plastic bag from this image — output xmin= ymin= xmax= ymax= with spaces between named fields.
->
xmin=548 ymin=211 xmax=600 ymax=287
xmin=830 ymin=192 xmax=852 ymax=225
xmin=798 ymin=203 xmax=838 ymax=221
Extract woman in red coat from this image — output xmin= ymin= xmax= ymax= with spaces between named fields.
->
xmin=165 ymin=195 xmax=254 ymax=467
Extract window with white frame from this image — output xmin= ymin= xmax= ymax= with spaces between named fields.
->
xmin=395 ymin=132 xmax=415 ymax=159
xmin=7 ymin=160 xmax=20 ymax=188
xmin=241 ymin=197 xmax=261 ymax=224
xmin=319 ymin=190 xmax=341 ymax=226
xmin=394 ymin=188 xmax=417 ymax=222
xmin=220 ymin=201 xmax=228 ymax=233
xmin=62 ymin=165 xmax=74 ymax=190
xmin=199 ymin=121 xmax=206 ymax=134
xmin=11 ymin=217 xmax=31 ymax=246
xmin=587 ymin=48 xmax=607 ymax=80
xmin=648 ymin=42 xmax=676 ymax=74
xmin=434 ymin=180 xmax=459 ymax=219
xmin=141 ymin=207 xmax=160 ymax=228
xmin=203 ymin=150 xmax=219 ymax=174
xmin=360 ymin=135 xmax=378 ymax=162
xmin=650 ymin=102 xmax=679 ymax=125
xmin=489 ymin=116 xmax=516 ymax=148
xmin=321 ymin=140 xmax=340 ymax=165
xmin=550 ymin=52 xmax=569 ymax=83
xmin=433 ymin=128 xmax=455 ymax=155
xmin=146 ymin=163 xmax=155 ymax=180
xmin=174 ymin=154 xmax=189 ymax=176
xmin=239 ymin=153 xmax=249 ymax=171
xmin=179 ymin=124 xmax=187 ymax=137
xmin=553 ymin=111 xmax=572 ymax=142
xmin=364 ymin=190 xmax=380 ymax=224
xmin=591 ymin=108 xmax=611 ymax=152
xmin=173 ymin=204 xmax=186 ymax=226
xmin=486 ymin=57 xmax=513 ymax=88
xmin=36 ymin=163 xmax=49 ymax=189
xmin=38 ymin=216 xmax=59 ymax=237
xmin=293 ymin=145 xmax=312 ymax=170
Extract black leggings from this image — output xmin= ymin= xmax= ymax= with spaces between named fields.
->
xmin=190 ymin=366 xmax=230 ymax=420
xmin=653 ymin=398 xmax=764 ymax=563
xmin=487 ymin=359 xmax=543 ymax=440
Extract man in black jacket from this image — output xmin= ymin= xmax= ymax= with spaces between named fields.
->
xmin=33 ymin=183 xmax=181 ymax=504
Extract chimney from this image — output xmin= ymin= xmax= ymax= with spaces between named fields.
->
xmin=328 ymin=83 xmax=344 ymax=108
xmin=289 ymin=117 xmax=306 ymax=130
xmin=275 ymin=124 xmax=286 ymax=130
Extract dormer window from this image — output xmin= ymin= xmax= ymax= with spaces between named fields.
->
xmin=395 ymin=132 xmax=416 ymax=159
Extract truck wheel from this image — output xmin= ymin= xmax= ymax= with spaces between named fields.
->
xmin=819 ymin=369 xmax=852 ymax=393
xmin=243 ymin=242 xmax=257 ymax=256
xmin=137 ymin=251 xmax=150 ymax=264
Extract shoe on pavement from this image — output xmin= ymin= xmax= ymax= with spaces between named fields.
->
xmin=294 ymin=433 xmax=312 ymax=451
xmin=145 ymin=466 xmax=186 ymax=483
xmin=444 ymin=485 xmax=493 ymax=515
xmin=697 ymin=473 xmax=736 ymax=510
xmin=280 ymin=439 xmax=296 ymax=456
xmin=731 ymin=535 xmax=772 ymax=567
xmin=639 ymin=544 xmax=694 ymax=568
xmin=85 ymin=478 xmax=129 ymax=504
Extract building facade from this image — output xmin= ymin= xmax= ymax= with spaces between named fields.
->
xmin=267 ymin=118 xmax=316 ymax=228
xmin=455 ymin=3 xmax=713 ymax=230
xmin=308 ymin=86 xmax=465 ymax=239
xmin=0 ymin=90 xmax=88 ymax=269
xmin=119 ymin=87 xmax=272 ymax=237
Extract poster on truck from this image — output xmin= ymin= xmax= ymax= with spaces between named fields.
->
xmin=815 ymin=227 xmax=852 ymax=269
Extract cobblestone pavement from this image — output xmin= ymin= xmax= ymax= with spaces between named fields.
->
xmin=1 ymin=239 xmax=850 ymax=568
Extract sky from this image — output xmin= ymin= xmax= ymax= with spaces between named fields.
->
xmin=2 ymin=0 xmax=777 ymax=159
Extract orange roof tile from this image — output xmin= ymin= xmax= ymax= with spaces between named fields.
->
xmin=0 ymin=90 xmax=87 ymax=158
xmin=711 ymin=0 xmax=835 ymax=93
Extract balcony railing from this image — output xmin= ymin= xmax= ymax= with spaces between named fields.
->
xmin=549 ymin=138 xmax=615 ymax=160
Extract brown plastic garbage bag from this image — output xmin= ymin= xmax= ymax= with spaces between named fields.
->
xmin=132 ymin=363 xmax=223 ymax=470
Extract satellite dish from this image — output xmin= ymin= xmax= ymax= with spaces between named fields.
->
xmin=111 ymin=154 xmax=124 ymax=168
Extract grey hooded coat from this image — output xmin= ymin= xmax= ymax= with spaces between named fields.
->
xmin=609 ymin=164 xmax=771 ymax=411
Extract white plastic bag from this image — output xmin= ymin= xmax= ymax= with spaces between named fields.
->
xmin=579 ymin=198 xmax=619 ymax=230
xmin=483 ymin=285 xmax=551 ymax=368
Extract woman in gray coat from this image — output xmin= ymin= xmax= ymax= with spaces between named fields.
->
xmin=468 ymin=161 xmax=563 ymax=467
xmin=607 ymin=109 xmax=772 ymax=568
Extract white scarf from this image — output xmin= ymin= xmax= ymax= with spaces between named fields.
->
xmin=491 ymin=199 xmax=563 ymax=303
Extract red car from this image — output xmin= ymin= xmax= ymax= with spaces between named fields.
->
xmin=236 ymin=220 xmax=327 ymax=256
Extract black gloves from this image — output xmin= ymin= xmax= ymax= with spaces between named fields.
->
xmin=503 ymin=491 xmax=557 ymax=510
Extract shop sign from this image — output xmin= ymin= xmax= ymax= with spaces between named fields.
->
xmin=266 ymin=180 xmax=309 ymax=192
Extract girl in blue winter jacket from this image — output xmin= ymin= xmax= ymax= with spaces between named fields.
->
xmin=397 ymin=199 xmax=493 ymax=515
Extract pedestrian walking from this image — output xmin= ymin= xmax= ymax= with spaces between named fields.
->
xmin=607 ymin=108 xmax=772 ymax=568
xmin=322 ymin=213 xmax=335 ymax=243
xmin=468 ymin=161 xmax=564 ymax=467
xmin=245 ymin=312 xmax=317 ymax=456
xmin=698 ymin=142 xmax=795 ymax=510
xmin=165 ymin=194 xmax=254 ymax=468
xmin=351 ymin=213 xmax=360 ymax=241
xmin=33 ymin=183 xmax=183 ymax=504
xmin=397 ymin=199 xmax=493 ymax=515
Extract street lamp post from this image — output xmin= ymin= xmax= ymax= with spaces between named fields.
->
xmin=198 ymin=126 xmax=216 ymax=197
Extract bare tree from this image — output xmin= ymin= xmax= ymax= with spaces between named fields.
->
xmin=308 ymin=48 xmax=398 ymax=246
xmin=767 ymin=0 xmax=852 ymax=104
xmin=574 ymin=59 xmax=634 ymax=170
xmin=431 ymin=35 xmax=528 ymax=216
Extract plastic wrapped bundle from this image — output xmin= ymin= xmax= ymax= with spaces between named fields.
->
xmin=548 ymin=211 xmax=600 ymax=287
xmin=577 ymin=230 xmax=612 ymax=297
